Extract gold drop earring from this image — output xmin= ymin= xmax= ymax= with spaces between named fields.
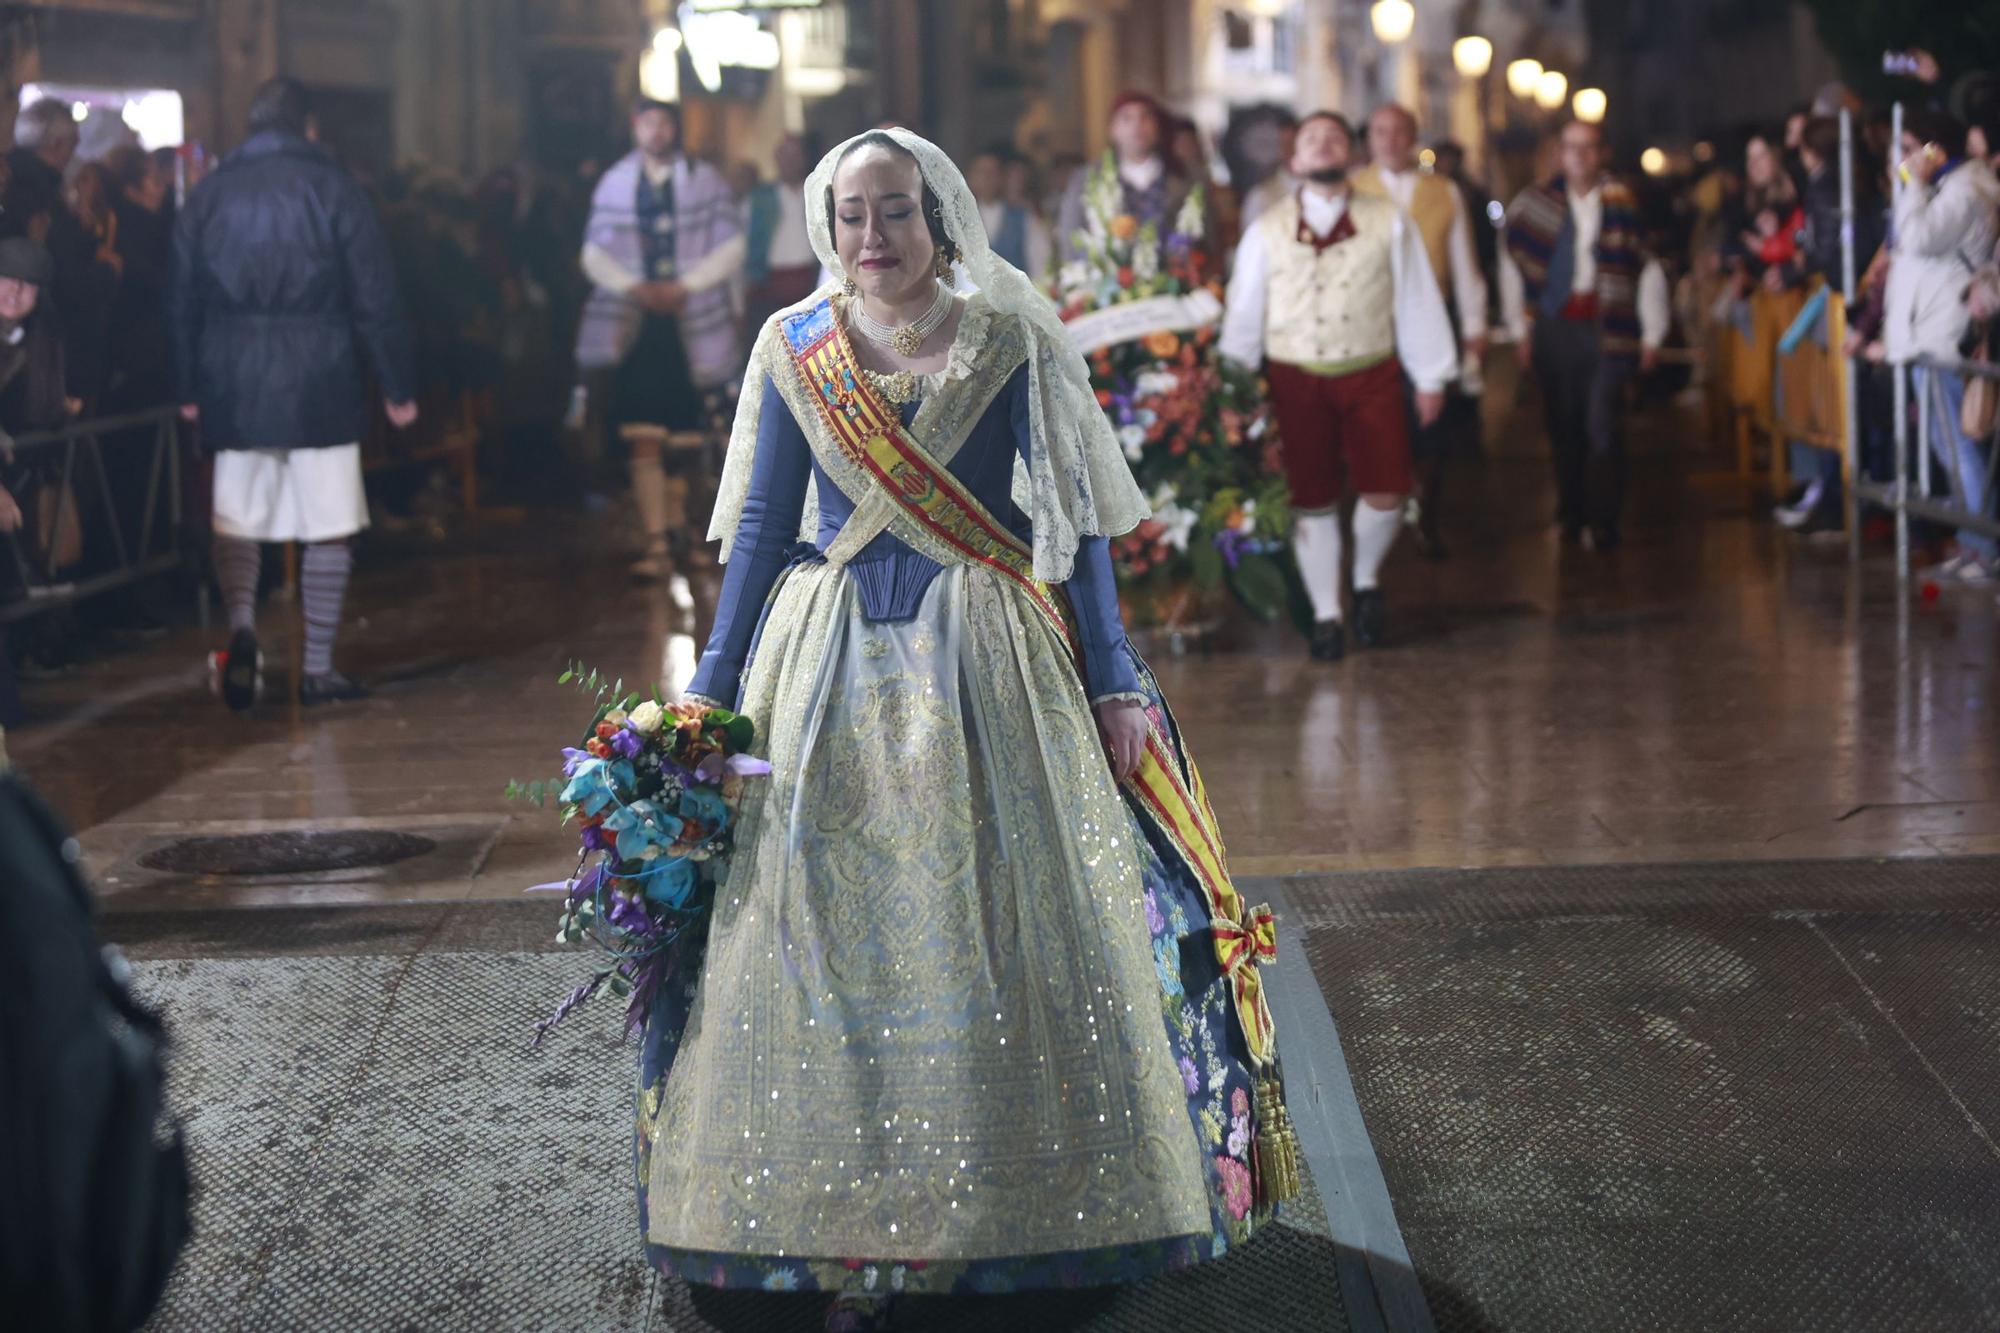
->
xmin=934 ymin=246 xmax=954 ymax=280
xmin=840 ymin=272 xmax=857 ymax=297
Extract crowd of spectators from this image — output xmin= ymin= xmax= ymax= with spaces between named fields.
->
xmin=5 ymin=56 xmax=2000 ymax=722
xmin=1672 ymin=66 xmax=2000 ymax=579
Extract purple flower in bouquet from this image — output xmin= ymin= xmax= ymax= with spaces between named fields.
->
xmin=603 ymin=889 xmax=655 ymax=935
xmin=695 ymin=751 xmax=774 ymax=784
xmin=1215 ymin=527 xmax=1254 ymax=571
xmin=579 ymin=822 xmax=610 ymax=853
xmin=561 ymin=746 xmax=594 ymax=777
xmin=610 ymin=725 xmax=645 ymax=760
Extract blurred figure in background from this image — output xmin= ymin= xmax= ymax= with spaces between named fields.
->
xmin=742 ymin=133 xmax=818 ymax=333
xmin=1352 ymin=103 xmax=1488 ymax=559
xmin=1885 ymin=110 xmax=2000 ymax=584
xmin=1504 ymin=119 xmax=1661 ymax=552
xmin=172 ymin=78 xmax=418 ymax=710
xmin=1059 ymin=93 xmax=1206 ymax=262
xmin=575 ymin=99 xmax=744 ymax=581
xmin=1229 ymin=105 xmax=1298 ymax=233
xmin=1222 ymin=111 xmax=1456 ymax=661
xmin=967 ymin=143 xmax=1052 ymax=283
xmin=9 ymin=100 xmax=102 ymax=410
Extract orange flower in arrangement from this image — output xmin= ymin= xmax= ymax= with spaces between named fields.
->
xmin=1117 ymin=266 xmax=1135 ymax=287
xmin=1096 ymin=388 xmax=1115 ymax=408
xmin=1144 ymin=330 xmax=1182 ymax=359
xmin=1109 ymin=214 xmax=1140 ymax=242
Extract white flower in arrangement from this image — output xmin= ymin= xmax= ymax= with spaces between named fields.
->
xmin=1058 ymin=261 xmax=1093 ymax=293
xmin=1133 ymin=241 xmax=1160 ymax=282
xmin=1135 ymin=371 xmax=1180 ymax=399
xmin=1118 ymin=423 xmax=1147 ymax=461
xmin=1175 ymin=186 xmax=1207 ymax=243
xmin=603 ymin=707 xmax=629 ymax=727
xmin=1147 ymin=481 xmax=1198 ymax=552
xmin=1159 ymin=502 xmax=1198 ymax=552
xmin=1236 ymin=499 xmax=1259 ymax=534
xmin=628 ymin=700 xmax=666 ymax=734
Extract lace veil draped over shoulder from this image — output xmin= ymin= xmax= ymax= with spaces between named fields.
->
xmin=707 ymin=128 xmax=1150 ymax=584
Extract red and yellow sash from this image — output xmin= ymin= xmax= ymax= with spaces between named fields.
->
xmin=787 ymin=304 xmax=1282 ymax=1070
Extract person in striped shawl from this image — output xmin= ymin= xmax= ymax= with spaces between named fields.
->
xmin=576 ymin=100 xmax=745 ymax=581
xmin=1504 ymin=119 xmax=1655 ymax=551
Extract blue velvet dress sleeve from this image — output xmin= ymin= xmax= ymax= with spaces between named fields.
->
xmin=686 ymin=376 xmax=812 ymax=705
xmin=1006 ymin=376 xmax=1146 ymax=703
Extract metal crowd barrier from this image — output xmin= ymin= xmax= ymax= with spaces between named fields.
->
xmin=1837 ymin=100 xmax=2000 ymax=579
xmin=0 ymin=405 xmax=189 ymax=624
xmin=1718 ymin=285 xmax=1851 ymax=498
xmin=1851 ymin=354 xmax=2000 ymax=580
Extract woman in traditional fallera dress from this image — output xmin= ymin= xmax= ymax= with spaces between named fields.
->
xmin=638 ymin=129 xmax=1298 ymax=1331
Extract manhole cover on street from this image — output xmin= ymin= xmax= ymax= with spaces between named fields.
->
xmin=138 ymin=830 xmax=438 ymax=877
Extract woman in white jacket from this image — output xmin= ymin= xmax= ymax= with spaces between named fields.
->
xmin=1884 ymin=110 xmax=2000 ymax=582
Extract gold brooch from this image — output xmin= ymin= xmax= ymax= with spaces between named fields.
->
xmin=863 ymin=368 xmax=922 ymax=404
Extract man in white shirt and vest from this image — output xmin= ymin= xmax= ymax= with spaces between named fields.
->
xmin=1222 ymin=111 xmax=1457 ymax=661
xmin=1352 ymin=103 xmax=1489 ymax=559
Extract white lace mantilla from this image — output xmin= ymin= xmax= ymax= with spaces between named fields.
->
xmin=707 ymin=130 xmax=1150 ymax=583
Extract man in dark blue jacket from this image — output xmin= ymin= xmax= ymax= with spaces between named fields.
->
xmin=171 ymin=78 xmax=416 ymax=709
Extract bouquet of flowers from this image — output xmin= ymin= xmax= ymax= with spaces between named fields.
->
xmin=1058 ymin=153 xmax=1296 ymax=630
xmin=510 ymin=664 xmax=770 ymax=1047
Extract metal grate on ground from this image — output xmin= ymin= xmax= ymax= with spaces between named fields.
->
xmin=121 ymin=905 xmax=1352 ymax=1333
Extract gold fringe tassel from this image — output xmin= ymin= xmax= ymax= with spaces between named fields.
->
xmin=1253 ymin=1071 xmax=1302 ymax=1205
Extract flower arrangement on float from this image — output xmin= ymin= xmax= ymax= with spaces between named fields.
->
xmin=508 ymin=664 xmax=769 ymax=1047
xmin=1058 ymin=154 xmax=1295 ymax=632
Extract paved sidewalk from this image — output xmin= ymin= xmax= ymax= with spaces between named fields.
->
xmin=1284 ymin=857 xmax=2000 ymax=1332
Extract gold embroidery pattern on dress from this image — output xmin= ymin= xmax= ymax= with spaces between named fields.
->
xmin=644 ymin=565 xmax=1209 ymax=1262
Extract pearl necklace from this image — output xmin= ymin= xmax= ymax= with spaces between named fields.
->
xmin=846 ymin=282 xmax=954 ymax=357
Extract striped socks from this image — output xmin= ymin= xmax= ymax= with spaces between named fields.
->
xmin=301 ymin=541 xmax=353 ymax=678
xmin=213 ymin=535 xmax=260 ymax=633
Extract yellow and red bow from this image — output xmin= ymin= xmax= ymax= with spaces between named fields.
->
xmin=1212 ymin=903 xmax=1279 ymax=1067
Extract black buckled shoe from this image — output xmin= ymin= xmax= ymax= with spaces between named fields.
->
xmin=1353 ymin=589 xmax=1387 ymax=649
xmin=1309 ymin=618 xmax=1346 ymax=662
xmin=300 ymin=670 xmax=370 ymax=707
xmin=212 ymin=628 xmax=262 ymax=713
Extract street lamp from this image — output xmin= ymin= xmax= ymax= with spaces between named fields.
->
xmin=640 ymin=26 xmax=681 ymax=103
xmin=1641 ymin=147 xmax=1668 ymax=177
xmin=1371 ymin=0 xmax=1415 ymax=45
xmin=1534 ymin=69 xmax=1568 ymax=111
xmin=1506 ymin=58 xmax=1543 ymax=100
xmin=1572 ymin=87 xmax=1607 ymax=123
xmin=1452 ymin=36 xmax=1493 ymax=78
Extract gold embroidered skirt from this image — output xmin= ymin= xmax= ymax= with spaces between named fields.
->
xmin=640 ymin=561 xmax=1213 ymax=1269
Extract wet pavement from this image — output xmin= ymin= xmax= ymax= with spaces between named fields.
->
xmin=8 ymin=390 xmax=1998 ymax=1330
